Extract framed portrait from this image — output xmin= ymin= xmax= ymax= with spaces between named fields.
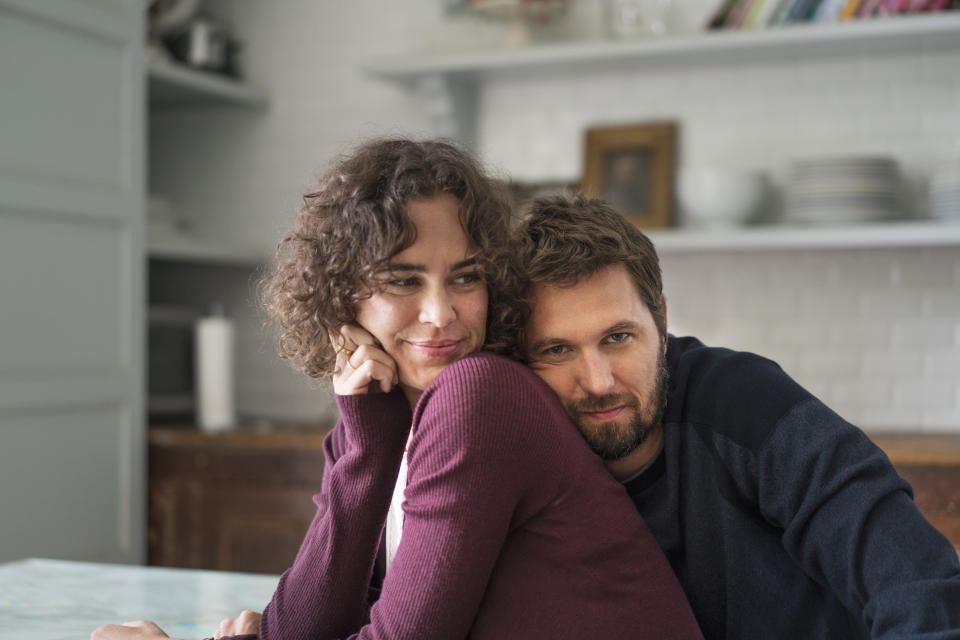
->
xmin=581 ymin=122 xmax=677 ymax=229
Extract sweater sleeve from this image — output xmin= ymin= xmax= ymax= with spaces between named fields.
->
xmin=254 ymin=387 xmax=412 ymax=640
xmin=730 ymin=398 xmax=960 ymax=638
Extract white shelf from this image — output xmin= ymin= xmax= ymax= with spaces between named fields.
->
xmin=367 ymin=12 xmax=960 ymax=81
xmin=148 ymin=234 xmax=267 ymax=266
xmin=646 ymin=220 xmax=960 ymax=253
xmin=147 ymin=57 xmax=267 ymax=108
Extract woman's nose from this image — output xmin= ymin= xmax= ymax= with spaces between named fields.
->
xmin=418 ymin=287 xmax=456 ymax=327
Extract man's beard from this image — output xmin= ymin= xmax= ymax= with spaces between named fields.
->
xmin=565 ymin=347 xmax=669 ymax=462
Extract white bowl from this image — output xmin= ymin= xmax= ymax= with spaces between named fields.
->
xmin=677 ymin=168 xmax=769 ymax=229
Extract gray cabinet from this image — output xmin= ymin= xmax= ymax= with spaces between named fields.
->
xmin=0 ymin=0 xmax=145 ymax=563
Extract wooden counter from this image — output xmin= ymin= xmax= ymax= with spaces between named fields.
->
xmin=869 ymin=433 xmax=960 ymax=466
xmin=148 ymin=425 xmax=331 ymax=574
xmin=147 ymin=428 xmax=960 ymax=573
xmin=869 ymin=433 xmax=960 ymax=554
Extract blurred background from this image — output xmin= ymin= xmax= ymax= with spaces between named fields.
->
xmin=1 ymin=0 xmax=958 ymax=570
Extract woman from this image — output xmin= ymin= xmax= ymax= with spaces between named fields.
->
xmin=94 ymin=139 xmax=701 ymax=640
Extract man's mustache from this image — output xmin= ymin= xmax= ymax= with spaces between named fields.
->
xmin=569 ymin=392 xmax=639 ymax=415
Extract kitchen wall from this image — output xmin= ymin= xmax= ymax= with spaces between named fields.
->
xmin=150 ymin=0 xmax=960 ymax=431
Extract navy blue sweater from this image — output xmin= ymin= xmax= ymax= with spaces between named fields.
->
xmin=626 ymin=336 xmax=960 ymax=639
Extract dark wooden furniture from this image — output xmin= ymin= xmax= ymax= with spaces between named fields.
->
xmin=148 ymin=429 xmax=960 ymax=573
xmin=148 ymin=426 xmax=331 ymax=574
xmin=870 ymin=433 xmax=960 ymax=555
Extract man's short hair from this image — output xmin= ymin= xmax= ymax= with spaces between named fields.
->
xmin=514 ymin=193 xmax=666 ymax=352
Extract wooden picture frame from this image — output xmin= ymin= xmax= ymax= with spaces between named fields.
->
xmin=581 ymin=122 xmax=676 ymax=229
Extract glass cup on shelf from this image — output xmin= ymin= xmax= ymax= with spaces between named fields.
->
xmin=608 ymin=0 xmax=673 ymax=39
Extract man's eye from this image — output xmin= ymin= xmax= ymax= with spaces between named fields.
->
xmin=608 ymin=332 xmax=630 ymax=343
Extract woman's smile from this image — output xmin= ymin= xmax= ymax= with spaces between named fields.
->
xmin=405 ymin=338 xmax=464 ymax=359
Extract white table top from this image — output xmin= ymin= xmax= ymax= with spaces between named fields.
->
xmin=0 ymin=558 xmax=279 ymax=640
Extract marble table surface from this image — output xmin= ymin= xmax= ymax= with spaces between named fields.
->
xmin=0 ymin=558 xmax=279 ymax=639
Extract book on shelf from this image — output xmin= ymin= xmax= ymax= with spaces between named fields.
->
xmin=767 ymin=0 xmax=798 ymax=23
xmin=728 ymin=0 xmax=758 ymax=27
xmin=812 ymin=0 xmax=848 ymax=20
xmin=840 ymin=0 xmax=864 ymax=19
xmin=706 ymin=0 xmax=956 ymax=27
xmin=707 ymin=0 xmax=740 ymax=28
xmin=788 ymin=0 xmax=826 ymax=21
xmin=748 ymin=0 xmax=782 ymax=25
xmin=856 ymin=0 xmax=884 ymax=14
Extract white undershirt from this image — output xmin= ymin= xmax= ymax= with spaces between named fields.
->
xmin=385 ymin=451 xmax=408 ymax=573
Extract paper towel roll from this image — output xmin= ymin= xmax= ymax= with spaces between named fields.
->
xmin=195 ymin=313 xmax=235 ymax=432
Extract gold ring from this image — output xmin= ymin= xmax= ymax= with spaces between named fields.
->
xmin=336 ymin=344 xmax=354 ymax=357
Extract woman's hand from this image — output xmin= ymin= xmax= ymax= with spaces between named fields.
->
xmin=214 ymin=609 xmax=261 ymax=638
xmin=90 ymin=620 xmax=177 ymax=640
xmin=331 ymin=324 xmax=398 ymax=395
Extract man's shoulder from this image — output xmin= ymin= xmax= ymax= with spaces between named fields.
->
xmin=665 ymin=336 xmax=813 ymax=451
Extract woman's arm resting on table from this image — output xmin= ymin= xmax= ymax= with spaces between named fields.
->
xmin=254 ymin=389 xmax=410 ymax=640
xmin=90 ymin=620 xmax=178 ymax=640
xmin=91 ymin=615 xmax=261 ymax=640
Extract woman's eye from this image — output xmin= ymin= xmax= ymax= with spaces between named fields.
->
xmin=387 ymin=276 xmax=419 ymax=288
xmin=453 ymin=271 xmax=483 ymax=286
xmin=545 ymin=345 xmax=567 ymax=356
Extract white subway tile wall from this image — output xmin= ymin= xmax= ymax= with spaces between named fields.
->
xmin=661 ymin=248 xmax=960 ymax=431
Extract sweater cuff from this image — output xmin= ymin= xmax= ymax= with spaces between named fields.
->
xmin=335 ymin=387 xmax=412 ymax=451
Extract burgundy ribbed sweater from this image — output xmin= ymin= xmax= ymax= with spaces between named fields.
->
xmin=243 ymin=353 xmax=702 ymax=640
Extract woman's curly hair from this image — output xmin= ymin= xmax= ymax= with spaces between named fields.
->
xmin=261 ymin=138 xmax=525 ymax=379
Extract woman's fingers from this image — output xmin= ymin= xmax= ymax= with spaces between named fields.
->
xmin=215 ymin=610 xmax=261 ymax=638
xmin=339 ymin=323 xmax=378 ymax=350
xmin=331 ymin=325 xmax=399 ymax=395
xmin=332 ymin=323 xmax=379 ymax=361
xmin=90 ymin=621 xmax=171 ymax=640
xmin=126 ymin=621 xmax=168 ymax=636
xmin=336 ymin=353 xmax=398 ymax=395
xmin=348 ymin=344 xmax=396 ymax=374
xmin=236 ymin=610 xmax=262 ymax=634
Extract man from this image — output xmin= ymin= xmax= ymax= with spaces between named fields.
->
xmin=514 ymin=193 xmax=960 ymax=639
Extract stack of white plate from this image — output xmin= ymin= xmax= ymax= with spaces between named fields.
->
xmin=930 ymin=162 xmax=960 ymax=222
xmin=783 ymin=156 xmax=905 ymax=225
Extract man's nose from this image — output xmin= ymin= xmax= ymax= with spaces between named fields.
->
xmin=578 ymin=351 xmax=615 ymax=396
xmin=418 ymin=286 xmax=456 ymax=327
